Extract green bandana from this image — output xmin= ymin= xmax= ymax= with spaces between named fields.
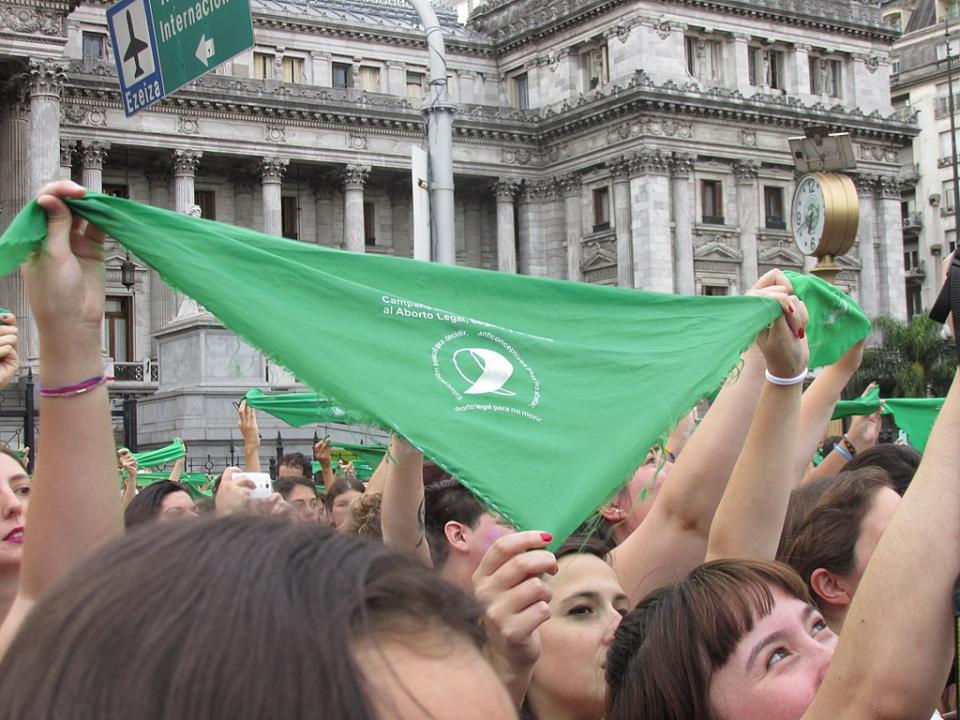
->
xmin=882 ymin=398 xmax=943 ymax=453
xmin=132 ymin=471 xmax=213 ymax=499
xmin=785 ymin=271 xmax=872 ymax=368
xmin=2 ymin=193 xmax=789 ymax=543
xmin=831 ymin=385 xmax=882 ymax=420
xmin=244 ymin=388 xmax=376 ymax=427
xmin=310 ymin=441 xmax=386 ymax=481
xmin=128 ymin=438 xmax=186 ymax=469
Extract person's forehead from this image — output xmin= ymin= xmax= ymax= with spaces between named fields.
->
xmin=551 ymin=553 xmax=622 ymax=597
xmin=163 ymin=491 xmax=193 ymax=508
xmin=287 ymin=484 xmax=315 ymax=501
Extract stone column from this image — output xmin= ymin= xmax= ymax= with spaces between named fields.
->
xmin=608 ymin=158 xmax=633 ymax=288
xmin=464 ymin=191 xmax=483 ymax=268
xmin=28 ymin=59 xmax=64 ymax=193
xmin=735 ymin=160 xmax=760 ymax=290
xmin=0 ymin=83 xmax=31 ymax=360
xmin=558 ymin=173 xmax=583 ymax=282
xmin=494 ymin=178 xmax=518 ymax=274
xmin=518 ymin=181 xmax=549 ymax=276
xmin=389 ymin=187 xmax=412 ymax=258
xmin=877 ymin=176 xmax=908 ymax=320
xmin=260 ymin=157 xmax=288 ymax=237
xmin=341 ymin=164 xmax=370 ymax=253
xmin=793 ymin=44 xmax=812 ymax=97
xmin=172 ymin=149 xmax=201 ymax=213
xmin=629 ymin=150 xmax=674 ymax=292
xmin=145 ymin=163 xmax=174 ymax=337
xmin=732 ymin=33 xmax=752 ymax=96
xmin=670 ymin=153 xmax=696 ymax=295
xmin=853 ymin=175 xmax=880 ymax=319
xmin=310 ymin=176 xmax=336 ymax=248
xmin=60 ymin=139 xmax=76 ymax=181
xmin=80 ymin=141 xmax=109 ymax=193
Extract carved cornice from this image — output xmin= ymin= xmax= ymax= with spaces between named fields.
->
xmin=261 ymin=157 xmax=290 ymax=184
xmin=171 ymin=149 xmax=202 ymax=177
xmin=28 ymin=58 xmax=65 ymax=99
xmin=468 ymin=0 xmax=897 ymax=53
xmin=0 ymin=3 xmax=64 ymax=37
xmin=670 ymin=152 xmax=696 ymax=178
xmin=80 ymin=140 xmax=109 ymax=170
xmin=493 ymin=178 xmax=520 ymax=201
xmin=341 ymin=163 xmax=370 ymax=190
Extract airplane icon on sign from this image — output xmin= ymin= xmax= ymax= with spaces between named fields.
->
xmin=123 ymin=9 xmax=149 ymax=78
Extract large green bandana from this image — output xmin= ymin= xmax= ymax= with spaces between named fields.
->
xmin=831 ymin=388 xmax=942 ymax=452
xmin=785 ymin=271 xmax=872 ymax=368
xmin=244 ymin=388 xmax=376 ymax=427
xmin=832 ymin=385 xmax=882 ymax=420
xmin=2 ymin=193 xmax=806 ymax=542
xmin=129 ymin=438 xmax=186 ymax=469
xmin=134 ymin=470 xmax=213 ymax=499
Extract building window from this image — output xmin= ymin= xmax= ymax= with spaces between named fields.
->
xmin=332 ymin=62 xmax=352 ymax=89
xmin=104 ymin=296 xmax=133 ymax=363
xmin=102 ymin=184 xmax=129 ymax=198
xmin=253 ymin=52 xmax=273 ymax=80
xmin=749 ymin=46 xmax=784 ymax=89
xmin=903 ymin=248 xmax=920 ymax=271
xmin=701 ymin=180 xmax=724 ymax=224
xmin=701 ymin=284 xmax=729 ymax=296
xmin=940 ymin=131 xmax=960 ymax=161
xmin=936 ymin=80 xmax=960 ymax=116
xmin=944 ymin=181 xmax=956 ymax=211
xmin=194 ymin=190 xmax=216 ymax=220
xmin=809 ymin=56 xmax=843 ymax=97
xmin=82 ymin=32 xmax=106 ymax=60
xmin=281 ymin=196 xmax=299 ymax=240
xmin=282 ymin=56 xmax=303 ymax=84
xmin=936 ymin=38 xmax=960 ymax=58
xmin=406 ymin=71 xmax=425 ymax=98
xmin=948 ymin=229 xmax=957 ymax=252
xmin=685 ymin=35 xmax=724 ymax=84
xmin=580 ymin=42 xmax=609 ymax=91
xmin=891 ymin=58 xmax=901 ymax=74
xmin=513 ymin=73 xmax=529 ymax=110
xmin=358 ymin=66 xmax=381 ymax=93
xmin=592 ymin=187 xmax=610 ymax=232
xmin=764 ymin=186 xmax=786 ymax=229
xmin=364 ymin=202 xmax=376 ymax=246
xmin=906 ymin=283 xmax=923 ymax=318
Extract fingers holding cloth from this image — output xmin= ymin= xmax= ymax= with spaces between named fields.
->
xmin=753 ymin=279 xmax=811 ymax=382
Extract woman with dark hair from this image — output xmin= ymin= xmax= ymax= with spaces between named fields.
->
xmin=326 ymin=476 xmax=365 ymax=529
xmin=0 ymin=515 xmax=517 ymax=720
xmin=123 ymin=480 xmax=199 ymax=529
xmin=0 ymin=446 xmax=29 ymax=622
xmin=606 ymin=366 xmax=960 ymax=720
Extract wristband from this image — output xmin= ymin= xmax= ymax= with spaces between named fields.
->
xmin=763 ymin=368 xmax=808 ymax=386
xmin=40 ymin=372 xmax=108 ymax=398
xmin=841 ymin=434 xmax=858 ymax=458
xmin=834 ymin=443 xmax=854 ymax=462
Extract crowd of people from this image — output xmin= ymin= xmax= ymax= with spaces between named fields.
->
xmin=0 ymin=179 xmax=955 ymax=720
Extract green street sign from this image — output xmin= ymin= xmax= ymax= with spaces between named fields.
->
xmin=107 ymin=0 xmax=254 ymax=117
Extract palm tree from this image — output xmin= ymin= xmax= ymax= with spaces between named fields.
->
xmin=846 ymin=315 xmax=954 ymax=399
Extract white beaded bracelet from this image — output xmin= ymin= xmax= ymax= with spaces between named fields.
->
xmin=764 ymin=368 xmax=808 ymax=386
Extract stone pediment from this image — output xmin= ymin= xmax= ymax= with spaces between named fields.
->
xmin=834 ymin=254 xmax=862 ymax=270
xmin=580 ymin=243 xmax=617 ymax=272
xmin=758 ymin=244 xmax=803 ymax=266
xmin=694 ymin=240 xmax=742 ymax=263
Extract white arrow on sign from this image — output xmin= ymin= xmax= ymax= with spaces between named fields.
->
xmin=195 ymin=35 xmax=216 ymax=67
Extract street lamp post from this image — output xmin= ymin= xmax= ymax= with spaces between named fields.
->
xmin=945 ymin=21 xmax=960 ymax=232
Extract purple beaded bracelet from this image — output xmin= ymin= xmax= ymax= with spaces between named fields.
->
xmin=39 ymin=372 xmax=108 ymax=398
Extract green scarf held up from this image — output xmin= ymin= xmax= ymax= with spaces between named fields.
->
xmin=0 ymin=192 xmax=864 ymax=544
xmin=832 ymin=385 xmax=882 ymax=420
xmin=243 ymin=388 xmax=377 ymax=427
xmin=832 ymin=388 xmax=943 ymax=453
xmin=128 ymin=438 xmax=186 ymax=469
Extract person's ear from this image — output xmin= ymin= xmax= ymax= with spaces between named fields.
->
xmin=600 ymin=505 xmax=624 ymax=523
xmin=809 ymin=568 xmax=853 ymax=608
xmin=444 ymin=521 xmax=470 ymax=554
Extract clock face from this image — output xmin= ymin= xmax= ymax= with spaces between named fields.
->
xmin=792 ymin=175 xmax=826 ymax=256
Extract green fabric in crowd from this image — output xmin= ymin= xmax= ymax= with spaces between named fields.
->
xmin=784 ymin=271 xmax=872 ymax=369
xmin=882 ymin=398 xmax=944 ymax=453
xmin=129 ymin=438 xmax=186 ymax=469
xmin=133 ymin=471 xmax=213 ymax=499
xmin=0 ymin=192 xmax=788 ymax=545
xmin=244 ymin=388 xmax=377 ymax=427
xmin=831 ymin=385 xmax=882 ymax=420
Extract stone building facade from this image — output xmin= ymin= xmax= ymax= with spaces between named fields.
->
xmin=0 ymin=0 xmax=916 ymax=459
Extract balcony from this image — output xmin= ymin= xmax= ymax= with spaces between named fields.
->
xmin=109 ymin=360 xmax=159 ymax=392
xmin=902 ymin=212 xmax=923 ymax=237
xmin=905 ymin=260 xmax=926 ymax=280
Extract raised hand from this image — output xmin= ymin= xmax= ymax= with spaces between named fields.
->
xmin=0 ymin=313 xmax=20 ymax=392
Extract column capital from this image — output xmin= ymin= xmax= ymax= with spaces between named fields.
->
xmin=27 ymin=59 xmax=65 ymax=99
xmin=852 ymin=173 xmax=879 ymax=196
xmin=260 ymin=157 xmax=289 ymax=184
xmin=629 ymin=148 xmax=671 ymax=176
xmin=877 ymin=175 xmax=901 ymax=200
xmin=606 ymin=156 xmax=632 ymax=181
xmin=521 ymin=178 xmax=554 ymax=202
xmin=794 ymin=43 xmax=812 ymax=53
xmin=341 ymin=163 xmax=370 ymax=190
xmin=145 ymin=160 xmax=172 ymax=187
xmin=734 ymin=160 xmax=760 ymax=185
xmin=670 ymin=152 xmax=696 ymax=178
xmin=171 ymin=149 xmax=202 ymax=177
xmin=493 ymin=178 xmax=519 ymax=201
xmin=59 ymin=139 xmax=77 ymax=168
xmin=80 ymin=141 xmax=109 ymax=171
xmin=555 ymin=172 xmax=582 ymax=197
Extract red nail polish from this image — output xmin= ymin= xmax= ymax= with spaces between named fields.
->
xmin=798 ymin=327 xmax=805 ymax=339
xmin=540 ymin=532 xmax=553 ymax=543
xmin=788 ymin=305 xmax=795 ymax=314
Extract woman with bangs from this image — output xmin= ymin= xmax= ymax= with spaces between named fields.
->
xmin=606 ymin=362 xmax=960 ymax=720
